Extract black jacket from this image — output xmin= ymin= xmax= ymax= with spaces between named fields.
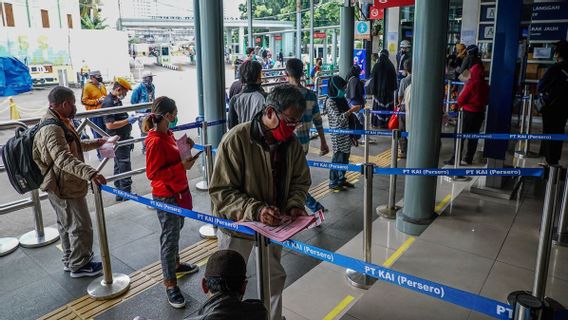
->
xmin=185 ymin=292 xmax=268 ymax=320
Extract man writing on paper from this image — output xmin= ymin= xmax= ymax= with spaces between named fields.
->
xmin=209 ymin=84 xmax=311 ymax=320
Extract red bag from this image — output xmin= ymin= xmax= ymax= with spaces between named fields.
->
xmin=387 ymin=107 xmax=400 ymax=130
xmin=175 ymin=189 xmax=193 ymax=210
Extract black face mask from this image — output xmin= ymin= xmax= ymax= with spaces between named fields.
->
xmin=95 ymin=76 xmax=103 ymax=83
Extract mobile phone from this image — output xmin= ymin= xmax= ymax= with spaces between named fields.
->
xmin=190 ymin=150 xmax=203 ymax=161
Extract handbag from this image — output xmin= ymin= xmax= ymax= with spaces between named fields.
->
xmin=387 ymin=107 xmax=400 ymax=130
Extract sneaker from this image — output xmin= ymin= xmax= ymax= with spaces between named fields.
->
xmin=116 ymin=196 xmax=128 ymax=202
xmin=70 ymin=261 xmax=103 ymax=278
xmin=443 ymin=159 xmax=455 ymax=165
xmin=460 ymin=160 xmax=471 ymax=166
xmin=342 ymin=181 xmax=355 ymax=188
xmin=166 ymin=286 xmax=186 ymax=309
xmin=175 ymin=262 xmax=199 ymax=278
xmin=63 ymin=265 xmax=70 ymax=272
xmin=398 ymin=152 xmax=407 ymax=159
xmin=329 ymin=185 xmax=345 ymax=192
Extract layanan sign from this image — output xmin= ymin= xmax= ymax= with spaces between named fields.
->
xmin=374 ymin=0 xmax=415 ymax=9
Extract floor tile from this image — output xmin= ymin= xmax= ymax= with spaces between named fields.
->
xmin=0 ymin=253 xmax=49 ymax=297
xmin=283 ymin=307 xmax=310 ymax=320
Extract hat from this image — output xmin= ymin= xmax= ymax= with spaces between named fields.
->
xmin=115 ymin=77 xmax=132 ymax=91
xmin=455 ymin=43 xmax=466 ymax=51
xmin=466 ymin=44 xmax=479 ymax=55
xmin=400 ymin=40 xmax=411 ymax=48
xmin=142 ymin=71 xmax=155 ymax=78
xmin=89 ymin=70 xmax=102 ymax=77
xmin=205 ymin=250 xmax=247 ymax=280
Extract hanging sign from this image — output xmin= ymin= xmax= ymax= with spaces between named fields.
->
xmin=529 ymin=23 xmax=568 ymax=41
xmin=373 ymin=0 xmax=414 ymax=9
xmin=314 ymin=32 xmax=327 ymax=39
xmin=355 ymin=21 xmax=371 ymax=40
xmin=369 ymin=6 xmax=384 ymax=20
xmin=532 ymin=2 xmax=568 ymax=21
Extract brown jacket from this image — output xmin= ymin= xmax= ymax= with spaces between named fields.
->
xmin=209 ymin=117 xmax=311 ymax=240
xmin=33 ymin=109 xmax=100 ymax=199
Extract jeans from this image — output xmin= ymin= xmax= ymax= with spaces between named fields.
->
xmin=114 ymin=144 xmax=133 ymax=192
xmin=154 ymin=195 xmax=185 ymax=281
xmin=329 ymin=151 xmax=350 ymax=187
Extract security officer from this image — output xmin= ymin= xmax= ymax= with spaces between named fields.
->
xmin=102 ymin=77 xmax=138 ymax=201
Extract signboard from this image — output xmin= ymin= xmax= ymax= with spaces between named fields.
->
xmin=373 ymin=0 xmax=414 ymax=9
xmin=478 ymin=24 xmax=495 ymax=41
xmin=532 ymin=2 xmax=568 ymax=21
xmin=353 ymin=49 xmax=366 ymax=79
xmin=355 ymin=21 xmax=371 ymax=40
xmin=314 ymin=32 xmax=327 ymax=39
xmin=369 ymin=6 xmax=384 ymax=20
xmin=274 ymin=35 xmax=282 ymax=40
xmin=479 ymin=4 xmax=496 ymax=22
xmin=529 ymin=23 xmax=568 ymax=41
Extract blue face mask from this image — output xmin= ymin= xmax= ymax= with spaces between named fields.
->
xmin=168 ymin=116 xmax=178 ymax=129
xmin=336 ymin=89 xmax=345 ymax=99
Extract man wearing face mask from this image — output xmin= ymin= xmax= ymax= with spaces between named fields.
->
xmin=82 ymin=71 xmax=107 ymax=159
xmin=209 ymin=84 xmax=311 ymax=320
xmin=33 ymin=86 xmax=108 ymax=278
xmin=131 ymin=71 xmax=156 ymax=154
xmin=102 ymin=77 xmax=137 ymax=201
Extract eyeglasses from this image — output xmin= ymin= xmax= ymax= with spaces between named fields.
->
xmin=273 ymin=108 xmax=301 ymax=127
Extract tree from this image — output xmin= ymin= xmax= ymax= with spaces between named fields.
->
xmin=81 ymin=15 xmax=108 ymax=30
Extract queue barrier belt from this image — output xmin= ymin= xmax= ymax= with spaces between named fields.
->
xmin=99 ymin=184 xmax=516 ymax=319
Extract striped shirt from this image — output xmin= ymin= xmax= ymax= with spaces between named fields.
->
xmin=294 ymin=87 xmax=323 ymax=153
xmin=326 ymin=98 xmax=352 ymax=154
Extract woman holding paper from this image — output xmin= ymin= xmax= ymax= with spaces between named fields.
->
xmin=142 ymin=96 xmax=199 ymax=309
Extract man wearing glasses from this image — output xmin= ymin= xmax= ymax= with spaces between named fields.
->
xmin=209 ymin=84 xmax=311 ymax=320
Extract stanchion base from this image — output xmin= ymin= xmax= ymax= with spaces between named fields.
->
xmin=19 ymin=227 xmax=60 ymax=248
xmin=514 ymin=151 xmax=538 ymax=159
xmin=345 ymin=268 xmax=377 ymax=290
xmin=199 ymin=224 xmax=217 ymax=239
xmin=87 ymin=273 xmax=131 ymax=300
xmin=196 ymin=180 xmax=209 ymax=191
xmin=450 ymin=176 xmax=471 ymax=182
xmin=0 ymin=237 xmax=19 ymax=257
xmin=377 ymin=205 xmax=401 ymax=219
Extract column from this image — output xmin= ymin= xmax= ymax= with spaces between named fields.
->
xmin=239 ymin=26 xmax=245 ymax=54
xmin=199 ymin=0 xmax=226 ymax=147
xmin=397 ymin=0 xmax=449 ymax=236
xmin=339 ymin=0 xmax=354 ymax=79
xmin=385 ymin=7 xmax=400 ymax=66
xmin=247 ymin=0 xmax=253 ymax=49
xmin=332 ymin=28 xmax=337 ymax=66
xmin=460 ymin=0 xmax=480 ymax=45
xmin=296 ymin=0 xmax=302 ymax=58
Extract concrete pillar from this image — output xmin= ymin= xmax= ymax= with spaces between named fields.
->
xmin=339 ymin=1 xmax=354 ymax=79
xmin=323 ymin=35 xmax=328 ymax=62
xmin=247 ymin=0 xmax=253 ymax=49
xmin=239 ymin=26 xmax=245 ymax=54
xmin=309 ymin=0 xmax=314 ymax=67
xmin=460 ymin=0 xmax=480 ymax=45
xmin=199 ymin=0 xmax=226 ymax=147
xmin=332 ymin=28 xmax=337 ymax=66
xmin=296 ymin=0 xmax=302 ymax=58
xmin=385 ymin=7 xmax=400 ymax=66
xmin=397 ymin=0 xmax=449 ymax=236
xmin=268 ymin=35 xmax=274 ymax=52
xmin=193 ymin=0 xmax=204 ymax=117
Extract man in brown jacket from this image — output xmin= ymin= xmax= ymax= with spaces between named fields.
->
xmin=209 ymin=84 xmax=311 ymax=320
xmin=33 ymin=86 xmax=108 ymax=278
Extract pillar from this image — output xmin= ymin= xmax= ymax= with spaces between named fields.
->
xmin=460 ymin=0 xmax=480 ymax=45
xmin=199 ymin=0 xmax=226 ymax=147
xmin=385 ymin=7 xmax=400 ymax=66
xmin=296 ymin=0 xmax=302 ymax=58
xmin=332 ymin=28 xmax=337 ymax=66
xmin=339 ymin=1 xmax=354 ymax=79
xmin=309 ymin=0 xmax=314 ymax=67
xmin=247 ymin=0 xmax=253 ymax=49
xmin=397 ymin=0 xmax=449 ymax=236
xmin=193 ymin=0 xmax=204 ymax=118
xmin=239 ymin=26 xmax=245 ymax=54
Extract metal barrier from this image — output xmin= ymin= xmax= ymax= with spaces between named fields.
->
xmin=377 ymin=129 xmax=402 ymax=218
xmin=515 ymin=93 xmax=537 ymax=159
xmin=451 ymin=110 xmax=470 ymax=182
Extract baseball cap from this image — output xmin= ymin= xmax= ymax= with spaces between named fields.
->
xmin=89 ymin=70 xmax=102 ymax=77
xmin=115 ymin=77 xmax=132 ymax=91
xmin=204 ymin=250 xmax=247 ymax=280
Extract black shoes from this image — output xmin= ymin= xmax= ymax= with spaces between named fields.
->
xmin=166 ymin=286 xmax=186 ymax=308
xmin=175 ymin=262 xmax=199 ymax=279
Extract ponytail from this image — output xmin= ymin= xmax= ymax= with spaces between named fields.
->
xmin=142 ymin=96 xmax=177 ymax=132
xmin=142 ymin=113 xmax=163 ymax=133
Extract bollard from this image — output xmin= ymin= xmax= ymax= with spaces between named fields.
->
xmin=196 ymin=120 xmax=209 ymax=191
xmin=87 ymin=183 xmax=131 ymax=300
xmin=377 ymin=129 xmax=402 ymax=219
xmin=255 ymin=233 xmax=272 ymax=315
xmin=507 ymin=291 xmax=544 ymax=320
xmin=533 ymin=165 xmax=561 ymax=300
xmin=554 ymin=168 xmax=568 ymax=247
xmin=19 ymin=189 xmax=60 ymax=248
xmin=346 ymin=163 xmax=377 ymax=289
xmin=0 ymin=237 xmax=19 ymax=257
xmin=451 ymin=110 xmax=469 ymax=182
xmin=199 ymin=144 xmax=217 ymax=239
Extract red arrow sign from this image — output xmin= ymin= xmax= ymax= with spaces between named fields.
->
xmin=374 ymin=0 xmax=415 ymax=9
xmin=369 ymin=6 xmax=384 ymax=20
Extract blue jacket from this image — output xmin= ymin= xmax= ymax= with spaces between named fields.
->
xmin=131 ymin=83 xmax=155 ymax=112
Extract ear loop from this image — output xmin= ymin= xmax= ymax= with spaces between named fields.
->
xmin=329 ymin=78 xmax=340 ymax=99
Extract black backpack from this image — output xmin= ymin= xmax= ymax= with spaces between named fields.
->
xmin=2 ymin=119 xmax=69 ymax=194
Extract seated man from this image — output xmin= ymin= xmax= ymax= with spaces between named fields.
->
xmin=186 ymin=250 xmax=267 ymax=320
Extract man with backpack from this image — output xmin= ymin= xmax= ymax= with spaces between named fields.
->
xmin=32 ymin=86 xmax=108 ymax=278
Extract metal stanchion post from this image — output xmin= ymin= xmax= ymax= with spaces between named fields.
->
xmin=0 ymin=237 xmax=19 ymax=256
xmin=363 ymin=108 xmax=370 ymax=163
xmin=377 ymin=129 xmax=401 ymax=218
xmin=255 ymin=233 xmax=271 ymax=315
xmin=554 ymin=168 xmax=568 ymax=246
xmin=88 ymin=183 xmax=130 ymax=300
xmin=346 ymin=163 xmax=377 ymax=289
xmin=199 ymin=144 xmax=217 ymax=239
xmin=451 ymin=110 xmax=469 ymax=182
xmin=196 ymin=120 xmax=209 ymax=191
xmin=19 ymin=189 xmax=59 ymax=247
xmin=445 ymin=82 xmax=451 ymax=114
xmin=508 ymin=166 xmax=562 ymax=319
xmin=516 ymin=89 xmax=528 ymax=154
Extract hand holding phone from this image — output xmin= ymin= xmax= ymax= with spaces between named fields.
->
xmin=190 ymin=150 xmax=203 ymax=161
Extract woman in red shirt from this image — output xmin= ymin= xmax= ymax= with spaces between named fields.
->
xmin=142 ymin=96 xmax=199 ymax=309
xmin=445 ymin=63 xmax=489 ymax=165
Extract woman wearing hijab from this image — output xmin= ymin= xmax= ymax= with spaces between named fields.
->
xmin=326 ymin=76 xmax=362 ymax=191
xmin=370 ymin=49 xmax=398 ymax=128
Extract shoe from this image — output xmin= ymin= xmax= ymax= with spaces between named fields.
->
xmin=63 ymin=265 xmax=70 ymax=272
xmin=443 ymin=159 xmax=455 ymax=165
xmin=166 ymin=286 xmax=186 ymax=309
xmin=70 ymin=261 xmax=103 ymax=278
xmin=342 ymin=181 xmax=355 ymax=188
xmin=115 ymin=196 xmax=128 ymax=202
xmin=460 ymin=160 xmax=472 ymax=166
xmin=175 ymin=262 xmax=199 ymax=278
xmin=398 ymin=152 xmax=406 ymax=159
xmin=329 ymin=185 xmax=345 ymax=192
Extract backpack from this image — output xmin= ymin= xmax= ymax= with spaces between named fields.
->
xmin=2 ymin=119 xmax=69 ymax=194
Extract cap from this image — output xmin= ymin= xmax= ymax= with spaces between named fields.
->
xmin=205 ymin=250 xmax=247 ymax=280
xmin=115 ymin=77 xmax=132 ymax=91
xmin=142 ymin=71 xmax=155 ymax=78
xmin=400 ymin=40 xmax=411 ymax=48
xmin=89 ymin=70 xmax=102 ymax=77
xmin=455 ymin=43 xmax=466 ymax=51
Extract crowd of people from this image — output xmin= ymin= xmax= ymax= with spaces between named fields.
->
xmin=27 ymin=38 xmax=568 ymax=320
